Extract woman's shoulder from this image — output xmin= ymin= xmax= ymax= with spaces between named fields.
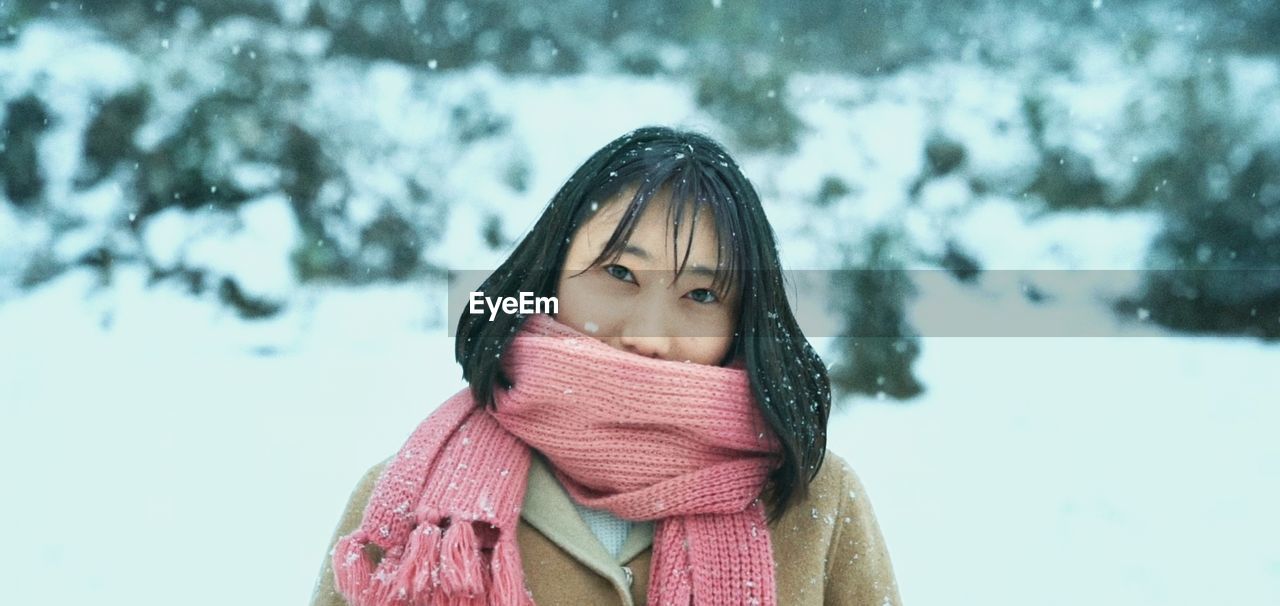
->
xmin=810 ymin=449 xmax=889 ymax=538
xmin=768 ymin=450 xmax=852 ymax=530
xmin=767 ymin=449 xmax=888 ymax=550
xmin=813 ymin=449 xmax=858 ymax=491
xmin=812 ymin=451 xmax=902 ymax=604
xmin=802 ymin=449 xmax=869 ymax=510
xmin=310 ymin=455 xmax=399 ymax=606
xmin=343 ymin=454 xmax=396 ymax=511
xmin=769 ymin=450 xmax=902 ymax=604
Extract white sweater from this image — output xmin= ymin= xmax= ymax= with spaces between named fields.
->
xmin=569 ymin=499 xmax=634 ymax=559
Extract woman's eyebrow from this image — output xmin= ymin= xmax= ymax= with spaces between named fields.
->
xmin=622 ymin=244 xmax=651 ymax=259
xmin=683 ymin=265 xmax=717 ymax=279
xmin=623 ymin=244 xmax=717 ymax=279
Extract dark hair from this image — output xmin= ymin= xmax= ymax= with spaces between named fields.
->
xmin=455 ymin=126 xmax=831 ymax=522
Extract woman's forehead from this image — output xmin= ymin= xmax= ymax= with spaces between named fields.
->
xmin=592 ymin=188 xmax=723 ymax=257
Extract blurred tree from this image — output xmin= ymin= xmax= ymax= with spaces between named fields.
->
xmin=1205 ymin=0 xmax=1280 ymax=54
xmin=1020 ymin=90 xmax=1128 ymax=210
xmin=694 ymin=59 xmax=803 ymax=152
xmin=829 ymin=228 xmax=925 ymax=401
xmin=218 ymin=275 xmax=283 ymax=319
xmin=134 ymin=90 xmax=260 ymax=219
xmin=1026 ymin=147 xmax=1111 ymax=210
xmin=76 ymin=87 xmax=149 ymax=189
xmin=306 ymin=0 xmax=587 ymax=73
xmin=908 ymin=133 xmax=967 ymax=199
xmin=359 ymin=209 xmax=422 ymax=281
xmin=178 ymin=0 xmax=279 ymax=23
xmin=1121 ymin=62 xmax=1280 ymax=338
xmin=1 ymin=93 xmax=51 ymax=207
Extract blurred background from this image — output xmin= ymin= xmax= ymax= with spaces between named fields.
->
xmin=1 ymin=1 xmax=1278 ymax=604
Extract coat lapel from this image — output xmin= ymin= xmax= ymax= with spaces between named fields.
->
xmin=519 ymin=452 xmax=653 ymax=601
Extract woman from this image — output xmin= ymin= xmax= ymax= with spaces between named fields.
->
xmin=310 ymin=127 xmax=901 ymax=605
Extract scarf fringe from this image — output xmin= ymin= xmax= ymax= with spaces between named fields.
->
xmin=339 ymin=520 xmax=530 ymax=605
xmin=438 ymin=519 xmax=486 ymax=598
xmin=397 ymin=523 xmax=442 ymax=602
xmin=489 ymin=539 xmax=527 ymax=606
xmin=333 ymin=532 xmax=375 ymax=603
xmin=367 ymin=554 xmax=406 ymax=605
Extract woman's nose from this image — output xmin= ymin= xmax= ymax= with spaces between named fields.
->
xmin=618 ymin=334 xmax=671 ymax=359
xmin=617 ymin=311 xmax=673 ymax=360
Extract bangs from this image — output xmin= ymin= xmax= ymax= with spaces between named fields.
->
xmin=580 ymin=145 xmax=746 ymax=299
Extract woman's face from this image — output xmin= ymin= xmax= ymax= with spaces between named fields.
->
xmin=555 ymin=189 xmax=740 ymax=365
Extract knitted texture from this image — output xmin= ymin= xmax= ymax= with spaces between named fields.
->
xmin=570 ymin=500 xmax=634 ymax=559
xmin=331 ymin=313 xmax=781 ymax=605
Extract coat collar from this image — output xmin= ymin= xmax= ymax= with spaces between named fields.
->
xmin=520 ymin=452 xmax=653 ymax=598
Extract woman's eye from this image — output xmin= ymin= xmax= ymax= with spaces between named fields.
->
xmin=687 ymin=288 xmax=719 ymax=304
xmin=604 ymin=264 xmax=635 ymax=283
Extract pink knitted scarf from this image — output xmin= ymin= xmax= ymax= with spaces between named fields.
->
xmin=331 ymin=313 xmax=781 ymax=605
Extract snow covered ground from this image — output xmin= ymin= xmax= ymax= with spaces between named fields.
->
xmin=2 ymin=15 xmax=1279 ymax=606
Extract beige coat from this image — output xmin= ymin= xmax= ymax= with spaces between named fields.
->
xmin=310 ymin=449 xmax=901 ymax=605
